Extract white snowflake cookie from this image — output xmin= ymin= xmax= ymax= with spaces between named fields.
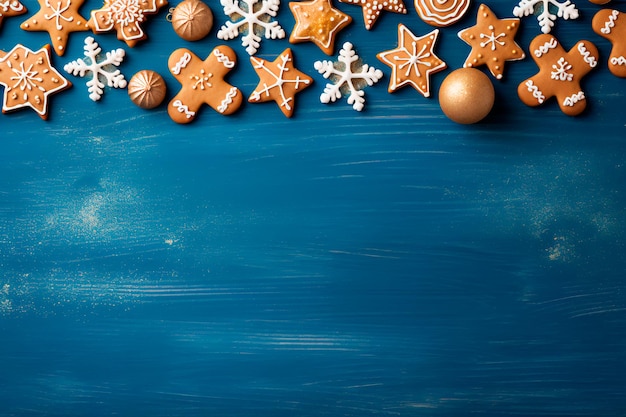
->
xmin=64 ymin=36 xmax=127 ymax=101
xmin=314 ymin=42 xmax=383 ymax=111
xmin=216 ymin=0 xmax=285 ymax=55
xmin=513 ymin=0 xmax=579 ymax=34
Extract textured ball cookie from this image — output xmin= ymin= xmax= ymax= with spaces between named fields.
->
xmin=415 ymin=0 xmax=471 ymax=27
xmin=439 ymin=68 xmax=494 ymax=124
xmin=171 ymin=0 xmax=213 ymax=41
xmin=128 ymin=70 xmax=167 ymax=109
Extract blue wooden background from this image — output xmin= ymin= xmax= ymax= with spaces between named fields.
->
xmin=1 ymin=0 xmax=625 ymax=415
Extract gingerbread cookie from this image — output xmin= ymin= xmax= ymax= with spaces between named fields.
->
xmin=249 ymin=48 xmax=312 ymax=118
xmin=168 ymin=46 xmax=242 ymax=123
xmin=88 ymin=0 xmax=168 ymax=47
xmin=20 ymin=0 xmax=89 ymax=56
xmin=415 ymin=0 xmax=471 ymax=27
xmin=458 ymin=4 xmax=525 ymax=80
xmin=0 ymin=0 xmax=26 ymax=29
xmin=0 ymin=44 xmax=71 ymax=119
xmin=589 ymin=0 xmax=610 ymax=4
xmin=128 ymin=70 xmax=166 ymax=108
xmin=289 ymin=0 xmax=352 ymax=55
xmin=592 ymin=9 xmax=626 ymax=78
xmin=339 ymin=0 xmax=406 ymax=30
xmin=518 ymin=34 xmax=598 ymax=116
xmin=377 ymin=24 xmax=446 ymax=97
xmin=171 ymin=0 xmax=213 ymax=41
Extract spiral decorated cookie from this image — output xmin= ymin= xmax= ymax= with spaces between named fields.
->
xmin=592 ymin=9 xmax=626 ymax=77
xmin=171 ymin=0 xmax=213 ymax=41
xmin=415 ymin=0 xmax=471 ymax=27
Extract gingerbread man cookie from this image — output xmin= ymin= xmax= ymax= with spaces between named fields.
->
xmin=518 ymin=34 xmax=598 ymax=116
xmin=592 ymin=9 xmax=626 ymax=78
xmin=0 ymin=0 xmax=27 ymax=29
xmin=168 ymin=46 xmax=242 ymax=123
xmin=458 ymin=4 xmax=525 ymax=80
xmin=289 ymin=0 xmax=352 ymax=55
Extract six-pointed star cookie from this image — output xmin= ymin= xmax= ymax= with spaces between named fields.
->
xmin=339 ymin=0 xmax=406 ymax=30
xmin=0 ymin=44 xmax=71 ymax=119
xmin=458 ymin=4 xmax=525 ymax=80
xmin=20 ymin=0 xmax=89 ymax=56
xmin=88 ymin=0 xmax=168 ymax=47
xmin=518 ymin=34 xmax=598 ymax=116
xmin=249 ymin=48 xmax=313 ymax=118
xmin=377 ymin=24 xmax=446 ymax=97
xmin=593 ymin=9 xmax=626 ymax=78
xmin=289 ymin=0 xmax=352 ymax=55
xmin=0 ymin=0 xmax=27 ymax=29
xmin=168 ymin=46 xmax=242 ymax=124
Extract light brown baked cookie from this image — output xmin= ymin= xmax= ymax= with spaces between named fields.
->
xmin=0 ymin=44 xmax=71 ymax=119
xmin=128 ymin=70 xmax=167 ymax=109
xmin=415 ymin=0 xmax=471 ymax=27
xmin=289 ymin=0 xmax=352 ymax=55
xmin=339 ymin=0 xmax=406 ymax=30
xmin=0 ymin=0 xmax=27 ymax=29
xmin=589 ymin=0 xmax=610 ymax=4
xmin=171 ymin=0 xmax=213 ymax=41
xmin=518 ymin=34 xmax=598 ymax=116
xmin=168 ymin=46 xmax=242 ymax=123
xmin=592 ymin=9 xmax=626 ymax=77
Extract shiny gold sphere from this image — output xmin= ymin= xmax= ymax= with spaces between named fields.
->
xmin=438 ymin=68 xmax=495 ymax=124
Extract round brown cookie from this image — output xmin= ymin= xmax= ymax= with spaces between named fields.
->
xmin=128 ymin=70 xmax=167 ymax=109
xmin=439 ymin=68 xmax=494 ymax=124
xmin=171 ymin=0 xmax=213 ymax=41
xmin=414 ymin=0 xmax=471 ymax=27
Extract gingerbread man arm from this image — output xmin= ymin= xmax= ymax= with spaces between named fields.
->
xmin=593 ymin=9 xmax=626 ymax=78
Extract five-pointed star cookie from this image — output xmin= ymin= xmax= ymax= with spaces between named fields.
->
xmin=377 ymin=24 xmax=446 ymax=97
xmin=88 ymin=0 xmax=168 ymax=47
xmin=592 ymin=9 xmax=626 ymax=78
xmin=168 ymin=46 xmax=242 ymax=124
xmin=339 ymin=0 xmax=406 ymax=30
xmin=458 ymin=4 xmax=524 ymax=80
xmin=249 ymin=48 xmax=313 ymax=118
xmin=20 ymin=0 xmax=89 ymax=56
xmin=289 ymin=0 xmax=352 ymax=55
xmin=0 ymin=44 xmax=71 ymax=119
xmin=0 ymin=0 xmax=27 ymax=28
xmin=518 ymin=34 xmax=599 ymax=116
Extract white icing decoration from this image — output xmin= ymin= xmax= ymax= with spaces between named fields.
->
xmin=525 ymin=79 xmax=545 ymax=104
xmin=563 ymin=91 xmax=585 ymax=107
xmin=577 ymin=43 xmax=597 ymax=68
xmin=172 ymin=99 xmax=195 ymax=118
xmin=213 ymin=49 xmax=235 ymax=69
xmin=171 ymin=52 xmax=191 ymax=75
xmin=534 ymin=37 xmax=558 ymax=58
xmin=217 ymin=87 xmax=238 ymax=113
xmin=250 ymin=52 xmax=311 ymax=110
xmin=0 ymin=0 xmax=25 ymax=12
xmin=513 ymin=0 xmax=579 ymax=34
xmin=610 ymin=56 xmax=626 ymax=66
xmin=550 ymin=57 xmax=573 ymax=81
xmin=44 ymin=0 xmax=74 ymax=30
xmin=480 ymin=31 xmax=506 ymax=51
xmin=190 ymin=69 xmax=212 ymax=90
xmin=91 ymin=0 xmax=162 ymax=42
xmin=601 ymin=10 xmax=619 ymax=35
xmin=415 ymin=0 xmax=470 ymax=26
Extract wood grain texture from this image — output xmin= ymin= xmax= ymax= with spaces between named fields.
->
xmin=1 ymin=0 xmax=625 ymax=416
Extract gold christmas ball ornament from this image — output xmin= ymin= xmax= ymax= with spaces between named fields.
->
xmin=128 ymin=70 xmax=167 ymax=109
xmin=438 ymin=68 xmax=495 ymax=124
xmin=171 ymin=0 xmax=213 ymax=41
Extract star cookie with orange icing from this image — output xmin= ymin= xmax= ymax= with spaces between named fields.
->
xmin=458 ymin=4 xmax=525 ymax=80
xmin=377 ymin=24 xmax=446 ymax=97
xmin=20 ymin=0 xmax=89 ymax=56
xmin=339 ymin=0 xmax=406 ymax=30
xmin=0 ymin=0 xmax=27 ymax=28
xmin=289 ymin=0 xmax=352 ymax=55
xmin=0 ymin=44 xmax=71 ymax=119
xmin=88 ymin=0 xmax=168 ymax=47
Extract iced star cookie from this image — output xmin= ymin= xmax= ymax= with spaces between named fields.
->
xmin=88 ymin=0 xmax=168 ymax=47
xmin=249 ymin=48 xmax=312 ymax=118
xmin=339 ymin=0 xmax=406 ymax=30
xmin=518 ymin=34 xmax=598 ymax=116
xmin=168 ymin=46 xmax=242 ymax=123
xmin=592 ymin=9 xmax=626 ymax=77
xmin=377 ymin=24 xmax=446 ymax=97
xmin=19 ymin=0 xmax=89 ymax=56
xmin=0 ymin=0 xmax=27 ymax=29
xmin=0 ymin=44 xmax=71 ymax=119
xmin=415 ymin=0 xmax=471 ymax=27
xmin=289 ymin=0 xmax=352 ymax=55
xmin=458 ymin=4 xmax=525 ymax=80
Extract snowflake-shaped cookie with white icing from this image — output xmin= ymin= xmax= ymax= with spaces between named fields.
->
xmin=314 ymin=41 xmax=383 ymax=111
xmin=64 ymin=36 xmax=127 ymax=101
xmin=513 ymin=0 xmax=579 ymax=34
xmin=216 ymin=0 xmax=285 ymax=55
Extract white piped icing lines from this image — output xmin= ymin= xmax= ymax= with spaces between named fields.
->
xmin=593 ymin=9 xmax=626 ymax=78
xmin=415 ymin=0 xmax=471 ymax=27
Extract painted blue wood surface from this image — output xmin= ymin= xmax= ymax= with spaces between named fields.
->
xmin=1 ymin=0 xmax=625 ymax=415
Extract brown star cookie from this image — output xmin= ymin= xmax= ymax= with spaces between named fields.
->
xmin=592 ymin=9 xmax=626 ymax=78
xmin=458 ymin=4 xmax=525 ymax=80
xmin=168 ymin=46 xmax=242 ymax=124
xmin=248 ymin=48 xmax=312 ymax=118
xmin=88 ymin=0 xmax=168 ymax=47
xmin=377 ymin=24 xmax=446 ymax=97
xmin=289 ymin=0 xmax=352 ymax=55
xmin=20 ymin=0 xmax=89 ymax=56
xmin=0 ymin=44 xmax=71 ymax=119
xmin=339 ymin=0 xmax=406 ymax=30
xmin=0 ymin=0 xmax=26 ymax=28
xmin=518 ymin=34 xmax=599 ymax=116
